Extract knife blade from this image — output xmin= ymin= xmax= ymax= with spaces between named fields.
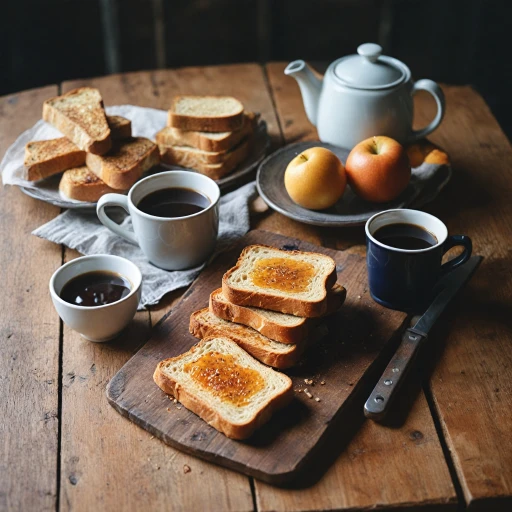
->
xmin=364 ymin=255 xmax=482 ymax=421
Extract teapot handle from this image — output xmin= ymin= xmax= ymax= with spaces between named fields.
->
xmin=408 ymin=79 xmax=446 ymax=142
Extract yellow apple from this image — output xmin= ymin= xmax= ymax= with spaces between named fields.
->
xmin=284 ymin=147 xmax=346 ymax=210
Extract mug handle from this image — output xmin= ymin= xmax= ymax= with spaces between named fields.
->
xmin=97 ymin=194 xmax=138 ymax=245
xmin=408 ymin=79 xmax=446 ymax=143
xmin=440 ymin=235 xmax=472 ymax=274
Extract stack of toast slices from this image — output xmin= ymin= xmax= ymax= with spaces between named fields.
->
xmin=156 ymin=96 xmax=258 ymax=180
xmin=24 ymin=87 xmax=160 ymax=202
xmin=154 ymin=244 xmax=347 ymax=439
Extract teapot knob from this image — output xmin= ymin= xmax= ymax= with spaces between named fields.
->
xmin=357 ymin=43 xmax=382 ymax=63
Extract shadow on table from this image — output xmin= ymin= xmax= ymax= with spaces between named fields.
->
xmin=280 ymin=324 xmax=425 ymax=489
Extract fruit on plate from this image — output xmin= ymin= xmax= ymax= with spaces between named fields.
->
xmin=345 ymin=136 xmax=411 ymax=203
xmin=284 ymin=147 xmax=346 ymax=210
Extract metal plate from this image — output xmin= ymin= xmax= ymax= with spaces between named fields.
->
xmin=256 ymin=141 xmax=421 ymax=227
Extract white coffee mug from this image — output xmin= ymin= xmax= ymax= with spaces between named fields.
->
xmin=97 ymin=171 xmax=220 ymax=270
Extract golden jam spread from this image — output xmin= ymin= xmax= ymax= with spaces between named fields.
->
xmin=184 ymin=352 xmax=264 ymax=406
xmin=250 ymin=257 xmax=314 ymax=293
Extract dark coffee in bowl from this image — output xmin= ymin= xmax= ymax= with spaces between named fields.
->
xmin=374 ymin=223 xmax=438 ymax=250
xmin=137 ymin=187 xmax=210 ymax=218
xmin=60 ymin=271 xmax=131 ymax=307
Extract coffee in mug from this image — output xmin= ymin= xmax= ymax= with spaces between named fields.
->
xmin=96 ymin=171 xmax=220 ymax=270
xmin=137 ymin=187 xmax=210 ymax=218
xmin=365 ymin=209 xmax=472 ymax=311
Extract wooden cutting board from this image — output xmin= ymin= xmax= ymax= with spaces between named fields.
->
xmin=107 ymin=230 xmax=406 ymax=484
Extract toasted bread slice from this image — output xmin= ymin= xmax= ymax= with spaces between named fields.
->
xmin=107 ymin=115 xmax=132 ymax=139
xmin=42 ymin=87 xmax=111 ymax=154
xmin=86 ymin=137 xmax=160 ymax=190
xmin=210 ymin=283 xmax=346 ymax=345
xmin=24 ymin=115 xmax=132 ymax=182
xmin=190 ymin=308 xmax=312 ymax=369
xmin=222 ymin=245 xmax=337 ymax=318
xmin=156 ymin=112 xmax=256 ymax=152
xmin=59 ymin=166 xmax=120 ymax=202
xmin=154 ymin=336 xmax=293 ymax=440
xmin=168 ymin=96 xmax=245 ymax=132
xmin=24 ymin=138 xmax=85 ymax=181
xmin=160 ymin=137 xmax=250 ymax=180
xmin=159 ymin=137 xmax=250 ymax=165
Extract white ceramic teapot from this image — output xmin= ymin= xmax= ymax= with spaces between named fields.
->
xmin=285 ymin=43 xmax=445 ymax=149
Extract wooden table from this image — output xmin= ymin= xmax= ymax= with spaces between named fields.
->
xmin=1 ymin=64 xmax=511 ymax=512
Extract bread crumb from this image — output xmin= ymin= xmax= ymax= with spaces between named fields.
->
xmin=177 ymin=406 xmax=182 ymax=410
xmin=173 ymin=398 xmax=178 ymax=404
xmin=183 ymin=465 xmax=191 ymax=474
xmin=315 ymin=397 xmax=321 ymax=402
xmin=150 ymin=435 xmax=154 ymax=440
xmin=167 ymin=407 xmax=171 ymax=412
xmin=304 ymin=388 xmax=313 ymax=399
xmin=320 ymin=380 xmax=326 ymax=385
xmin=357 ymin=295 xmax=362 ymax=299
xmin=304 ymin=378 xmax=314 ymax=385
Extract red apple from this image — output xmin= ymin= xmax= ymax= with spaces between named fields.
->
xmin=345 ymin=136 xmax=411 ymax=203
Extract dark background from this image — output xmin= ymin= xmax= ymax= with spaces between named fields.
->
xmin=3 ymin=0 xmax=511 ymax=139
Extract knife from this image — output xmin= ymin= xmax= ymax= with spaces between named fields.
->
xmin=364 ymin=255 xmax=482 ymax=421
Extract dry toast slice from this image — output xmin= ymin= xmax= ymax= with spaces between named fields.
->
xmin=86 ymin=137 xmax=160 ymax=190
xmin=190 ymin=308 xmax=315 ymax=369
xmin=159 ymin=136 xmax=250 ymax=180
xmin=210 ymin=283 xmax=346 ymax=345
xmin=107 ymin=115 xmax=132 ymax=139
xmin=24 ymin=138 xmax=85 ymax=181
xmin=158 ymin=135 xmax=251 ymax=164
xmin=153 ymin=336 xmax=293 ymax=440
xmin=59 ymin=166 xmax=120 ymax=202
xmin=24 ymin=115 xmax=132 ymax=181
xmin=222 ymin=245 xmax=337 ymax=317
xmin=42 ymin=87 xmax=111 ymax=154
xmin=168 ymin=96 xmax=245 ymax=132
xmin=156 ymin=112 xmax=256 ymax=152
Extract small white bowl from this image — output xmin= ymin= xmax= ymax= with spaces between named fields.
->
xmin=50 ymin=255 xmax=142 ymax=342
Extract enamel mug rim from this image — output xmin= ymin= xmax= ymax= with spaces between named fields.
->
xmin=365 ymin=209 xmax=449 ymax=254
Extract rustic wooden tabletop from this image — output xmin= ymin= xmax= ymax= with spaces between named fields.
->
xmin=1 ymin=63 xmax=511 ymax=512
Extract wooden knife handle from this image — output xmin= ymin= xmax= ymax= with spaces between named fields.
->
xmin=364 ymin=328 xmax=428 ymax=421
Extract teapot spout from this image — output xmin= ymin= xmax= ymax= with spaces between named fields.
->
xmin=284 ymin=60 xmax=322 ymax=127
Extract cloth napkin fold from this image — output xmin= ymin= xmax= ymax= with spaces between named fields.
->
xmin=33 ymin=181 xmax=257 ymax=309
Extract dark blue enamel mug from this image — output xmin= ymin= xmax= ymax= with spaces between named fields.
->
xmin=365 ymin=209 xmax=472 ymax=311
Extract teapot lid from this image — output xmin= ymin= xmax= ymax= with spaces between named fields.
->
xmin=333 ymin=43 xmax=406 ymax=89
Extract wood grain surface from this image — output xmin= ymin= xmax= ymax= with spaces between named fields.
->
xmin=108 ymin=230 xmax=407 ymax=484
xmin=1 ymin=62 xmax=510 ymax=511
xmin=0 ymin=86 xmax=62 ymax=511
xmin=412 ymin=86 xmax=512 ymax=511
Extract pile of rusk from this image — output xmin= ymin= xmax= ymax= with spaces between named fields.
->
xmin=154 ymin=245 xmax=347 ymax=440
xmin=24 ymin=88 xmax=256 ymax=201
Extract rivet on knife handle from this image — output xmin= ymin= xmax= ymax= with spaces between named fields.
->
xmin=364 ymin=328 xmax=427 ymax=421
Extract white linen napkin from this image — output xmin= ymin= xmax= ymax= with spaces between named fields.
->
xmin=33 ymin=181 xmax=257 ymax=309
xmin=1 ymin=105 xmax=167 ymax=191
